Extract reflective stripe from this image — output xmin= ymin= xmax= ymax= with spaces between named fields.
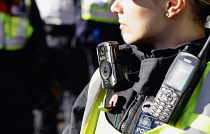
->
xmin=190 ymin=114 xmax=210 ymax=133
xmin=81 ymin=0 xmax=118 ymax=24
xmin=18 ymin=18 xmax=25 ymax=38
xmin=0 ymin=38 xmax=26 ymax=51
xmin=0 ymin=13 xmax=4 ymax=46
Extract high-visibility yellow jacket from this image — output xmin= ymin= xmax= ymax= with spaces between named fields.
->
xmin=0 ymin=1 xmax=33 ymax=51
xmin=80 ymin=62 xmax=210 ymax=134
xmin=81 ymin=0 xmax=118 ymax=24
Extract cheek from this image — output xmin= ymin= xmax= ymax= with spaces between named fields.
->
xmin=125 ymin=14 xmax=165 ymax=44
xmin=121 ymin=5 xmax=164 ymax=44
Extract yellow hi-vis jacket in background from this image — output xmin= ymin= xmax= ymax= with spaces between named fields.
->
xmin=0 ymin=1 xmax=33 ymax=51
xmin=80 ymin=62 xmax=210 ymax=134
xmin=81 ymin=0 xmax=118 ymax=24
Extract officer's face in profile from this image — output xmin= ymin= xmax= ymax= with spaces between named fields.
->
xmin=111 ymin=0 xmax=169 ymax=45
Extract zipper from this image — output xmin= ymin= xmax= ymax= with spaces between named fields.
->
xmin=118 ymin=94 xmax=143 ymax=133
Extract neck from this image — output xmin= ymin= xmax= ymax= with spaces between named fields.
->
xmin=152 ymin=19 xmax=206 ymax=49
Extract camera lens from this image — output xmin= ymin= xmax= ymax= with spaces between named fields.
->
xmin=100 ymin=61 xmax=111 ymax=80
xmin=100 ymin=46 xmax=105 ymax=56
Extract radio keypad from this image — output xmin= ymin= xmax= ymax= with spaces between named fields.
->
xmin=158 ymin=105 xmax=163 ymax=109
xmin=166 ymin=105 xmax=173 ymax=109
xmin=149 ymin=85 xmax=180 ymax=122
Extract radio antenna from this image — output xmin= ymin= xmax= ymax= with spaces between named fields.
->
xmin=198 ymin=35 xmax=210 ymax=59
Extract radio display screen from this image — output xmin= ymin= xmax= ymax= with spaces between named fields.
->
xmin=165 ymin=59 xmax=194 ymax=91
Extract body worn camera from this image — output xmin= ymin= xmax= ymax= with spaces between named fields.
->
xmin=96 ymin=41 xmax=139 ymax=89
xmin=149 ymin=36 xmax=210 ymax=125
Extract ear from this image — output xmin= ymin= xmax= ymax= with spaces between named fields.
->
xmin=165 ymin=0 xmax=185 ymax=18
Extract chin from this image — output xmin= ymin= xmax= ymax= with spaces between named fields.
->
xmin=123 ymin=36 xmax=134 ymax=44
xmin=122 ymin=33 xmax=140 ymax=45
xmin=124 ymin=38 xmax=139 ymax=45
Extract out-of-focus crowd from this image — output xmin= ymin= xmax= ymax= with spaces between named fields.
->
xmin=0 ymin=0 xmax=124 ymax=134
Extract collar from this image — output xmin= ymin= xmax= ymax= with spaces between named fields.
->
xmin=134 ymin=37 xmax=207 ymax=59
xmin=131 ymin=35 xmax=209 ymax=96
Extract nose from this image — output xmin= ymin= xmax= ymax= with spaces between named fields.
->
xmin=111 ymin=0 xmax=122 ymax=14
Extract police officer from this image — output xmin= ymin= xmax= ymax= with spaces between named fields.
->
xmin=62 ymin=0 xmax=210 ymax=133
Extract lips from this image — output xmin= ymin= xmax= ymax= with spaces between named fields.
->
xmin=120 ymin=24 xmax=127 ymax=29
xmin=120 ymin=23 xmax=127 ymax=30
xmin=119 ymin=21 xmax=127 ymax=29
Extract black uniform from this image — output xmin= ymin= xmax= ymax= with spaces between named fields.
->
xmin=62 ymin=31 xmax=210 ymax=134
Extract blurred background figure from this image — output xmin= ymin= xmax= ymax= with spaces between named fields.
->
xmin=0 ymin=0 xmax=51 ymax=134
xmin=0 ymin=0 xmax=124 ymax=133
xmin=35 ymin=0 xmax=89 ymax=134
xmin=75 ymin=0 xmax=124 ymax=77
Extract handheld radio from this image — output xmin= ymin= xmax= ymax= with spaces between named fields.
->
xmin=149 ymin=36 xmax=210 ymax=125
